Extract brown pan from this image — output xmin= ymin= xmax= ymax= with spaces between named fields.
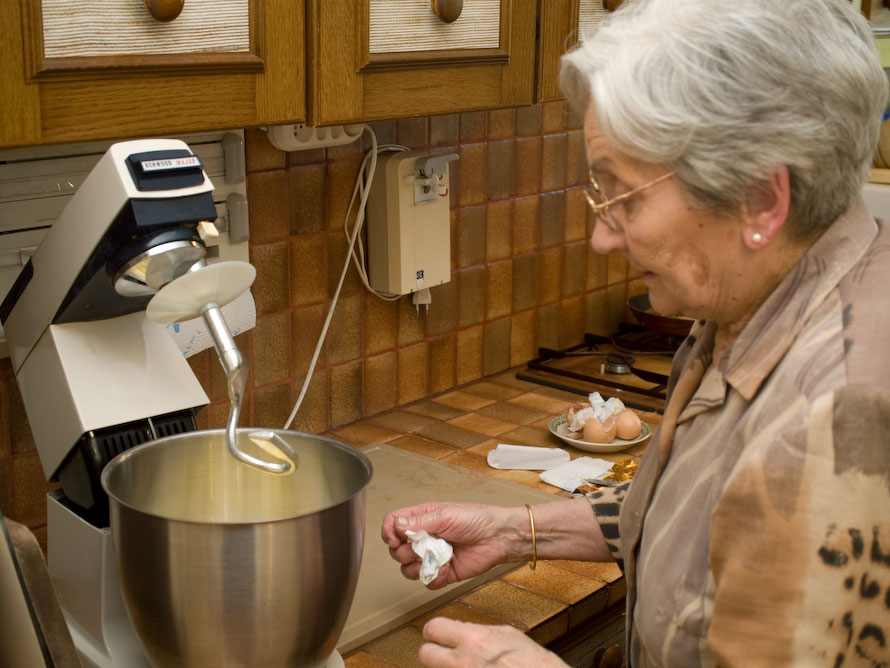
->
xmin=627 ymin=293 xmax=695 ymax=337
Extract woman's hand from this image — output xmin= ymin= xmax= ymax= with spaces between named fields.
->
xmin=381 ymin=501 xmax=526 ymax=588
xmin=418 ymin=617 xmax=569 ymax=668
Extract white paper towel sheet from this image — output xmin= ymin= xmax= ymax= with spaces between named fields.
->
xmin=539 ymin=456 xmax=613 ymax=492
xmin=164 ymin=289 xmax=256 ymax=358
xmin=486 ymin=444 xmax=570 ymax=470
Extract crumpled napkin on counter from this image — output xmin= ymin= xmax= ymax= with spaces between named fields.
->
xmin=538 ymin=456 xmax=613 ymax=492
xmin=406 ymin=530 xmax=453 ymax=585
xmin=486 ymin=444 xmax=571 ymax=470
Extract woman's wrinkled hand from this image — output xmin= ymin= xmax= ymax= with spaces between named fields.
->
xmin=381 ymin=501 xmax=521 ymax=589
xmin=418 ymin=618 xmax=569 ymax=668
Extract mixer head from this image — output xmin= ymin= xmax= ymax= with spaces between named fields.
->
xmin=0 ymin=139 xmax=222 ymax=526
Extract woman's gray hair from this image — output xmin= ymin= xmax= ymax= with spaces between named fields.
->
xmin=560 ymin=0 xmax=888 ymax=238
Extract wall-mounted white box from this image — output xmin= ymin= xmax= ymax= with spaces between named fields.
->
xmin=367 ymin=150 xmax=458 ymax=296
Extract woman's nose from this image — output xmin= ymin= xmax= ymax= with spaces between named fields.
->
xmin=589 ymin=219 xmax=626 ymax=254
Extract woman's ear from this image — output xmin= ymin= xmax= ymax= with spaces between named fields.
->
xmin=742 ymin=165 xmax=791 ymax=250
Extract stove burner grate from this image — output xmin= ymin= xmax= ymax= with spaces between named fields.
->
xmin=518 ymin=327 xmax=680 ymax=413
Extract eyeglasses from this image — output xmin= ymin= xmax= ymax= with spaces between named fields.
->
xmin=584 ymin=170 xmax=675 ymax=231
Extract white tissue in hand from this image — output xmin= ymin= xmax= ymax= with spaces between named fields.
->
xmin=405 ymin=530 xmax=453 ymax=585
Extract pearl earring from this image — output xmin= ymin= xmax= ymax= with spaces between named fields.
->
xmin=752 ymin=232 xmax=763 ymax=245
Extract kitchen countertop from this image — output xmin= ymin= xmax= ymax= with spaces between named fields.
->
xmin=327 ymin=370 xmax=660 ymax=668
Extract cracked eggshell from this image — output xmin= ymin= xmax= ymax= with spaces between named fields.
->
xmin=583 ymin=416 xmax=617 ymax=443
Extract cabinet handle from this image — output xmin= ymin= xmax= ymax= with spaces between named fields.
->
xmin=142 ymin=0 xmax=185 ymax=22
xmin=430 ymin=0 xmax=463 ymax=23
xmin=602 ymin=0 xmax=624 ymax=11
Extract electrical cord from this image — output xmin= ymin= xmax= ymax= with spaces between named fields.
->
xmin=283 ymin=127 xmax=408 ymax=429
xmin=346 ymin=141 xmax=408 ymax=299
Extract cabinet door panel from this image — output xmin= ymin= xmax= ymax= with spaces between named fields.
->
xmin=23 ymin=0 xmax=262 ymax=78
xmin=537 ymin=0 xmax=643 ymax=103
xmin=538 ymin=0 xmax=579 ymax=102
xmin=2 ymin=0 xmax=304 ymax=149
xmin=311 ymin=0 xmax=536 ymax=125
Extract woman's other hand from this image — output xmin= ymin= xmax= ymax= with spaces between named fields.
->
xmin=381 ymin=501 xmax=524 ymax=588
xmin=418 ymin=617 xmax=569 ymax=668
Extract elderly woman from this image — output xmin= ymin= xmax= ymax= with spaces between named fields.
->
xmin=382 ymin=0 xmax=890 ymax=666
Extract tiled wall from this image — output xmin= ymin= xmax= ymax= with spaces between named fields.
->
xmin=0 ymin=100 xmax=636 ymax=547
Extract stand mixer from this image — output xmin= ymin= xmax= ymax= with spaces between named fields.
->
xmin=0 ymin=139 xmax=366 ymax=667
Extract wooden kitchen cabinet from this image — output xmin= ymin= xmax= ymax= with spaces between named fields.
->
xmin=0 ymin=0 xmax=305 ymax=149
xmin=537 ymin=0 xmax=639 ymax=103
xmin=307 ymin=0 xmax=538 ymax=125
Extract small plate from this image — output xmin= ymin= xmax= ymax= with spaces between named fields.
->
xmin=548 ymin=414 xmax=652 ymax=454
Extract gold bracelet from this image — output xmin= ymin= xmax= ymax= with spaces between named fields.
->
xmin=525 ymin=504 xmax=536 ymax=571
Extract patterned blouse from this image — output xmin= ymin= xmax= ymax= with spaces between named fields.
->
xmin=587 ymin=198 xmax=890 ymax=667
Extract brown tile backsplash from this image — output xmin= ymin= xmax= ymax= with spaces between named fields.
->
xmin=397 ymin=116 xmax=429 ymax=149
xmin=486 ymin=200 xmax=513 ymax=261
xmin=1 ymin=102 xmax=640 ymax=541
xmin=512 ymin=195 xmax=540 ymax=256
xmin=512 ymin=254 xmax=539 ymax=312
xmin=289 ymin=163 xmax=326 ymax=235
xmin=540 ymin=190 xmax=566 ymax=249
xmin=487 ymin=139 xmax=516 ymax=201
xmin=457 ymin=267 xmax=485 ymax=329
xmin=538 ymin=246 xmax=562 ymax=306
xmin=249 ymin=241 xmax=290 ymax=314
xmin=429 ymin=113 xmax=459 ymax=147
xmin=397 ymin=342 xmax=430 ymax=406
xmin=459 ymin=111 xmax=487 ymax=143
xmin=516 ymin=104 xmax=543 ymax=137
xmin=514 ymin=136 xmax=542 ymax=197
xmin=456 ymin=142 xmax=486 ymax=207
xmin=455 ymin=325 xmax=484 ymax=385
xmin=485 ymin=260 xmax=513 ymax=320
xmin=428 ymin=334 xmax=457 ymax=395
xmin=246 ymin=169 xmax=290 ymax=243
xmin=289 ymin=235 xmax=328 ymax=306
xmin=425 ymin=281 xmax=457 ymax=337
xmin=362 ymin=352 xmax=398 ymax=417
xmin=488 ymin=107 xmax=516 ymax=141
xmin=482 ymin=317 xmax=512 ymax=377
xmin=457 ymin=206 xmax=487 ymax=269
xmin=541 ymin=133 xmax=567 ymax=192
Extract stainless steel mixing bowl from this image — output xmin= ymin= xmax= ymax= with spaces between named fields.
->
xmin=100 ymin=428 xmax=372 ymax=668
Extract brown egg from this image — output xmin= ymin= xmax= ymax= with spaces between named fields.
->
xmin=583 ymin=416 xmax=618 ymax=443
xmin=615 ymin=409 xmax=642 ymax=440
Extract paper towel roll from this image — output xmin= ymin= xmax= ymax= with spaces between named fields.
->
xmin=164 ymin=289 xmax=256 ymax=358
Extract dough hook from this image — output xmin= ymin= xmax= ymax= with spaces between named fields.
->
xmin=146 ymin=259 xmax=297 ymax=474
xmin=202 ymin=304 xmax=297 ymax=474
